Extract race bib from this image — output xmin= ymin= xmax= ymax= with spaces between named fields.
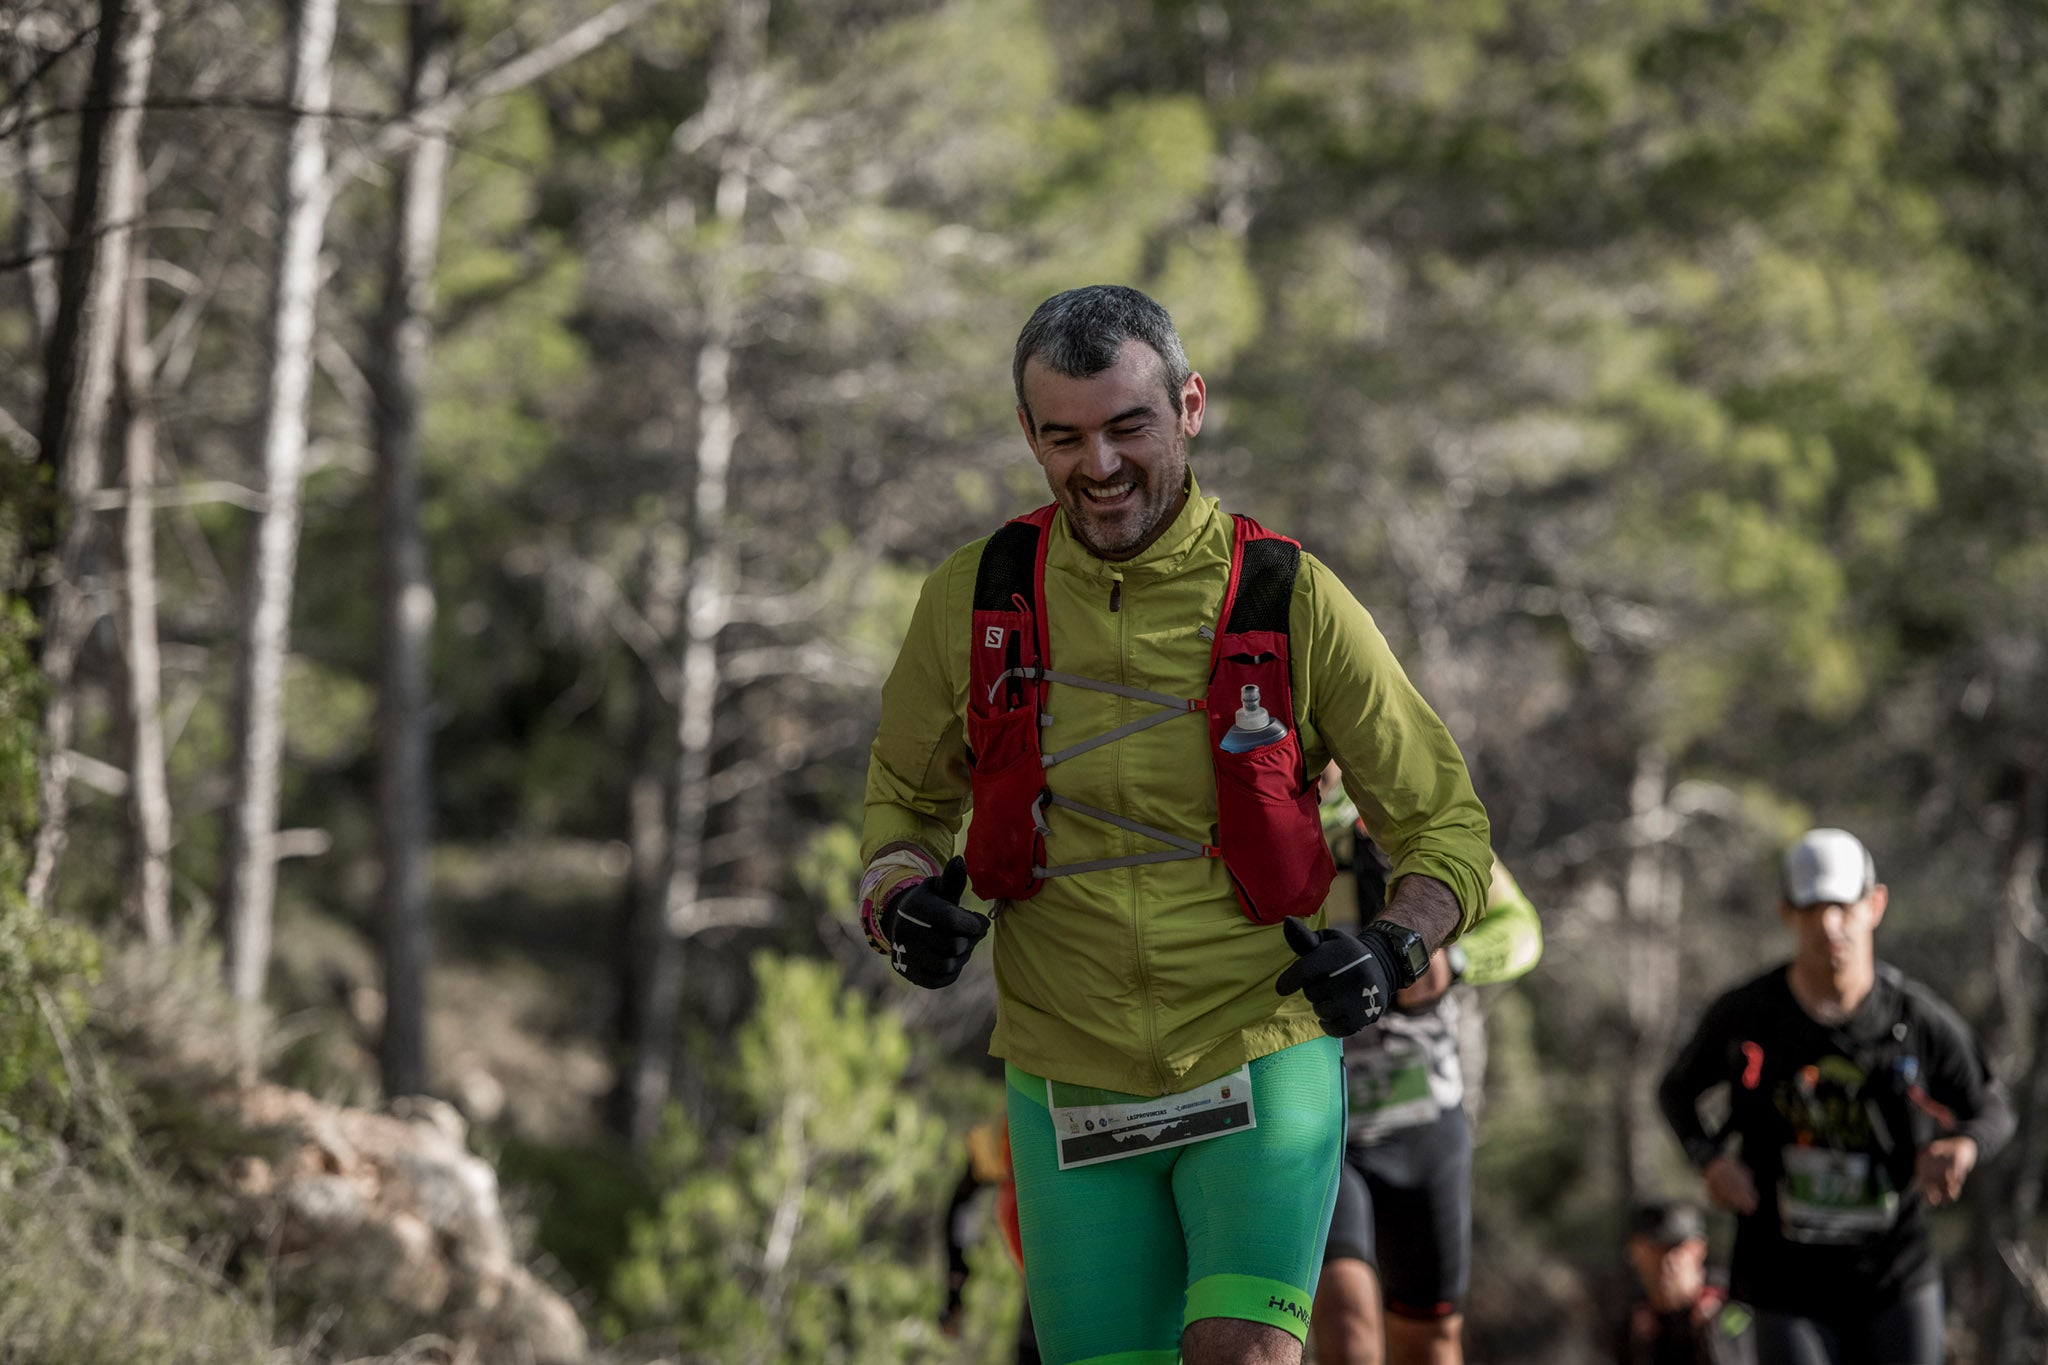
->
xmin=1048 ymin=1067 xmax=1255 ymax=1170
xmin=1778 ymin=1146 xmax=1898 ymax=1244
xmin=1345 ymin=1033 xmax=1440 ymax=1140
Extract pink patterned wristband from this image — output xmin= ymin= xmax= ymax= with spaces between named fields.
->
xmin=861 ymin=875 xmax=924 ymax=952
xmin=859 ymin=847 xmax=941 ymax=955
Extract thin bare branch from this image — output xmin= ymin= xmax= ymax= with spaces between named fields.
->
xmin=322 ymin=0 xmax=664 ymax=195
xmin=1999 ymin=1239 xmax=2048 ymax=1323
xmin=666 ymin=894 xmax=777 ymax=938
xmin=0 ymin=95 xmax=404 ymax=148
xmin=722 ymin=641 xmax=880 ymax=688
xmin=87 ymin=479 xmax=265 ymax=511
xmin=314 ymin=330 xmax=375 ymax=418
xmin=0 ymin=17 xmax=104 ymax=130
xmin=58 ymin=749 xmax=129 ymax=796
xmin=152 ymin=150 xmax=263 ymax=387
xmin=725 ymin=542 xmax=883 ymax=629
xmin=0 ymin=400 xmax=38 ymax=455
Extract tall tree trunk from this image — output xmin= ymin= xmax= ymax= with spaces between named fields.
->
xmin=221 ymin=0 xmax=338 ymax=1003
xmin=627 ymin=273 xmax=740 ymax=1149
xmin=610 ymin=701 xmax=670 ymax=1133
xmin=1618 ymin=744 xmax=1684 ymax=1205
xmin=1978 ymin=762 xmax=2048 ymax=1365
xmin=624 ymin=0 xmax=768 ymax=1149
xmin=368 ymin=0 xmax=456 ymax=1102
xmin=8 ymin=28 xmax=60 ymax=351
xmin=116 ymin=241 xmax=172 ymax=945
xmin=608 ymin=535 xmax=680 ymax=1137
xmin=27 ymin=0 xmax=160 ymax=913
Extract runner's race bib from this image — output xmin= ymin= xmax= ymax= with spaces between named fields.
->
xmin=1049 ymin=1067 xmax=1256 ymax=1170
xmin=1778 ymin=1146 xmax=1898 ymax=1244
xmin=1345 ymin=1032 xmax=1440 ymax=1141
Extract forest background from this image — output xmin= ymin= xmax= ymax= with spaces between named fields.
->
xmin=3 ymin=0 xmax=2047 ymax=1361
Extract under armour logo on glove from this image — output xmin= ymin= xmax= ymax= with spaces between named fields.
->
xmin=1275 ymin=917 xmax=1395 ymax=1037
xmin=880 ymin=857 xmax=989 ymax=990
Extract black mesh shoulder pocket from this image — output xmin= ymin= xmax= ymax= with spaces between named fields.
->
xmin=1225 ymin=537 xmax=1300 ymax=634
xmin=974 ymin=522 xmax=1041 ymax=612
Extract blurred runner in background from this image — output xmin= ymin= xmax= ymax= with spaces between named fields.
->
xmin=941 ymin=1113 xmax=1039 ymax=1364
xmin=1613 ymin=1199 xmax=1756 ymax=1365
xmin=1658 ymin=828 xmax=2012 ymax=1365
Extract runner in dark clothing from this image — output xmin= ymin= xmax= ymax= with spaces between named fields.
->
xmin=1657 ymin=829 xmax=2013 ymax=1365
xmin=1311 ymin=808 xmax=1543 ymax=1365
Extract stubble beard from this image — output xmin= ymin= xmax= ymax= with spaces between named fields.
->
xmin=1059 ymin=438 xmax=1188 ymax=560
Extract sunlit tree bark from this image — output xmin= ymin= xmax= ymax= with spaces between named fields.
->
xmin=624 ymin=0 xmax=768 ymax=1150
xmin=221 ymin=0 xmax=337 ymax=1002
xmin=116 ymin=245 xmax=171 ymax=945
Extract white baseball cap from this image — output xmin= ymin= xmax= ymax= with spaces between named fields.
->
xmin=1782 ymin=828 xmax=1876 ymax=907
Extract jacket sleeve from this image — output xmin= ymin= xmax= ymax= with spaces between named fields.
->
xmin=1659 ymin=992 xmax=1740 ymax=1169
xmin=1291 ymin=554 xmax=1493 ymax=934
xmin=1457 ymin=859 xmax=1544 ymax=986
xmin=860 ymin=550 xmax=975 ymax=910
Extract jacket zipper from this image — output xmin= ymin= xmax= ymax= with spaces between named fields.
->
xmin=1111 ymin=576 xmax=1164 ymax=1089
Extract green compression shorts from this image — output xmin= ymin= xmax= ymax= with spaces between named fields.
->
xmin=1005 ymin=1036 xmax=1345 ymax=1365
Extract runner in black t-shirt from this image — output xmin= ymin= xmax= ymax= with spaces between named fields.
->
xmin=1657 ymin=829 xmax=2013 ymax=1365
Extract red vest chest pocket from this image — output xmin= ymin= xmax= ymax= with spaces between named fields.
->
xmin=1208 ymin=629 xmax=1333 ymax=923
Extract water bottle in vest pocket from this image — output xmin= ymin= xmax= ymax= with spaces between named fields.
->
xmin=1207 ymin=629 xmax=1333 ymax=923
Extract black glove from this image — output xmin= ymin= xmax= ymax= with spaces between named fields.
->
xmin=1274 ymin=916 xmax=1395 ymax=1037
xmin=881 ymin=857 xmax=988 ymax=989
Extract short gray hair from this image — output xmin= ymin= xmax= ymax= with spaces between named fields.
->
xmin=1012 ymin=285 xmax=1192 ymax=419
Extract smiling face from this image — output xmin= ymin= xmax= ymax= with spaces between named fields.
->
xmin=1017 ymin=339 xmax=1205 ymax=561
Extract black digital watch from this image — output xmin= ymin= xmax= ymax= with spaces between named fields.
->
xmin=1362 ymin=919 xmax=1431 ymax=989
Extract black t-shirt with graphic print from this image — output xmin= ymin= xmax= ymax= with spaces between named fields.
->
xmin=1657 ymin=963 xmax=2011 ymax=1315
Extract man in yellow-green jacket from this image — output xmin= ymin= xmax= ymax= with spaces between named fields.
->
xmin=859 ymin=285 xmax=1492 ymax=1365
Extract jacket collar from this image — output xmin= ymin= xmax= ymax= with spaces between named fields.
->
xmin=1045 ymin=472 xmax=1221 ymax=582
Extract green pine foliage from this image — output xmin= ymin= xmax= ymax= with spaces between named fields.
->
xmin=0 ymin=1164 xmax=272 ymax=1365
xmin=6 ymin=0 xmax=2048 ymax=1357
xmin=608 ymin=952 xmax=956 ymax=1362
xmin=0 ymin=608 xmax=269 ymax=1361
xmin=0 ymin=601 xmax=99 ymax=1167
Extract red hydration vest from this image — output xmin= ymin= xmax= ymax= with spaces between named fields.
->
xmin=962 ymin=505 xmax=1334 ymax=924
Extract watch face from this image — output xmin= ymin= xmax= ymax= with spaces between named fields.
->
xmin=1369 ymin=922 xmax=1430 ymax=986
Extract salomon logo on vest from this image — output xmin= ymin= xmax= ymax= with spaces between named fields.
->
xmin=1268 ymin=1296 xmax=1310 ymax=1326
